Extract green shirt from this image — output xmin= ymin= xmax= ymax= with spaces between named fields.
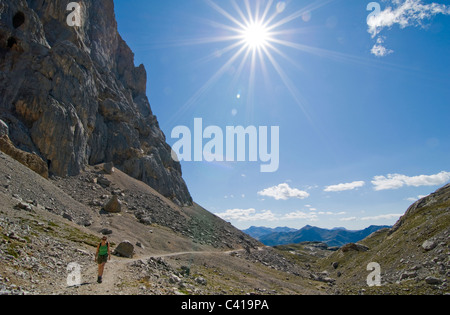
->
xmin=99 ymin=243 xmax=109 ymax=256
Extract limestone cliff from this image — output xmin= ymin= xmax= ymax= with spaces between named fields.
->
xmin=0 ymin=0 xmax=192 ymax=205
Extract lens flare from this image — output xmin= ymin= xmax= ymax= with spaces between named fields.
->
xmin=242 ymin=22 xmax=271 ymax=49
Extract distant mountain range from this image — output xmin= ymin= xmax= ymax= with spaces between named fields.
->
xmin=243 ymin=225 xmax=391 ymax=247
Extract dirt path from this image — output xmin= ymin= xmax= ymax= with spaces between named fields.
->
xmin=66 ymin=246 xmax=271 ymax=295
xmin=72 ymin=250 xmax=235 ymax=295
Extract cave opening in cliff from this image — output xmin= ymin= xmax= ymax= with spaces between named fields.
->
xmin=7 ymin=37 xmax=17 ymax=49
xmin=13 ymin=12 xmax=25 ymax=29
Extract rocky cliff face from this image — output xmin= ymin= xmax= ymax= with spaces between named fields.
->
xmin=0 ymin=0 xmax=192 ymax=205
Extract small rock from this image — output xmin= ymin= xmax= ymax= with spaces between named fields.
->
xmin=181 ymin=266 xmax=190 ymax=277
xmin=422 ymin=240 xmax=437 ymax=251
xmin=138 ymin=216 xmax=152 ymax=225
xmin=322 ymin=277 xmax=336 ymax=284
xmin=15 ymin=202 xmax=32 ymax=212
xmin=170 ymin=274 xmax=181 ymax=284
xmin=112 ymin=189 xmax=122 ymax=196
xmin=97 ymin=176 xmax=112 ymax=187
xmin=89 ymin=199 xmax=102 ymax=206
xmin=341 ymin=243 xmax=369 ymax=253
xmin=195 ymin=277 xmax=207 ymax=286
xmin=79 ymin=217 xmax=93 ymax=227
xmin=425 ymin=276 xmax=442 ymax=285
xmin=399 ymin=271 xmax=417 ymax=281
xmin=62 ymin=213 xmax=73 ymax=221
xmin=100 ymin=228 xmax=113 ymax=235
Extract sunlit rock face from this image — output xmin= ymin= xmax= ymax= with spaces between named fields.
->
xmin=0 ymin=0 xmax=192 ymax=206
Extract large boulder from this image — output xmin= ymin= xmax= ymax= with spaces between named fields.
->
xmin=422 ymin=239 xmax=437 ymax=251
xmin=103 ymin=162 xmax=115 ymax=175
xmin=114 ymin=240 xmax=134 ymax=258
xmin=103 ymin=195 xmax=122 ymax=213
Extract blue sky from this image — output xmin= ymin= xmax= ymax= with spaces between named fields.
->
xmin=114 ymin=0 xmax=450 ymax=230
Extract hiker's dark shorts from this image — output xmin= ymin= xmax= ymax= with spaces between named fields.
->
xmin=97 ymin=255 xmax=108 ymax=265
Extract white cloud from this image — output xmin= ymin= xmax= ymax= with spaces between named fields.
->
xmin=339 ymin=213 xmax=402 ymax=222
xmin=257 ymin=183 xmax=310 ymax=200
xmin=367 ymin=0 xmax=450 ymax=56
xmin=317 ymin=211 xmax=347 ymax=216
xmin=215 ymin=208 xmax=278 ymax=222
xmin=372 ymin=171 xmax=450 ymax=191
xmin=304 ymin=204 xmax=317 ymax=211
xmin=215 ymin=208 xmax=345 ymax=223
xmin=368 ymin=0 xmax=450 ymax=38
xmin=283 ymin=211 xmax=318 ymax=221
xmin=340 ymin=216 xmax=358 ymax=222
xmin=371 ymin=43 xmax=394 ymax=57
xmin=324 ymin=181 xmax=366 ymax=192
xmin=361 ymin=213 xmax=403 ymax=221
xmin=371 ymin=37 xmax=394 ymax=57
xmin=406 ymin=194 xmax=429 ymax=202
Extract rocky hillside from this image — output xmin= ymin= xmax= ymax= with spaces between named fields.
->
xmin=0 ymin=0 xmax=191 ymax=206
xmin=0 ymin=151 xmax=325 ymax=295
xmin=313 ymin=184 xmax=450 ymax=295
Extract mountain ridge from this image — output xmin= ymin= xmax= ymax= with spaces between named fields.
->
xmin=244 ymin=225 xmax=391 ymax=247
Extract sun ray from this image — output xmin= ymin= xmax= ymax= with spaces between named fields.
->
xmin=244 ymin=0 xmax=254 ymax=25
xmin=260 ymin=0 xmax=274 ymax=23
xmin=165 ymin=43 xmax=249 ymax=127
xmin=265 ymin=41 xmax=303 ymax=71
xmin=261 ymin=45 xmax=312 ymax=123
xmin=267 ymin=0 xmax=335 ymax=31
xmin=203 ymin=18 xmax=247 ymax=34
xmin=230 ymin=46 xmax=253 ymax=88
xmin=230 ymin=0 xmax=250 ymax=27
xmin=192 ymin=39 xmax=247 ymax=67
xmin=204 ymin=0 xmax=247 ymax=30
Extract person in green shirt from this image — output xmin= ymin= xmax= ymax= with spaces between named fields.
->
xmin=95 ymin=236 xmax=111 ymax=284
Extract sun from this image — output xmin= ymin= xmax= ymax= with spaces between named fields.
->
xmin=168 ymin=0 xmax=337 ymax=125
xmin=241 ymin=22 xmax=271 ymax=50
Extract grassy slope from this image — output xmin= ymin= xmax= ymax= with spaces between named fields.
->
xmin=316 ymin=186 xmax=450 ymax=295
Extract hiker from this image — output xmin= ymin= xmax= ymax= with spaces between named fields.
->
xmin=95 ymin=236 xmax=111 ymax=283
